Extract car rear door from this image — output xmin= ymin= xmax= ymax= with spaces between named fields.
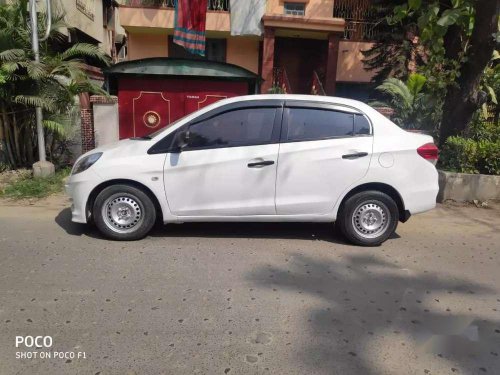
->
xmin=275 ymin=101 xmax=373 ymax=215
xmin=162 ymin=101 xmax=283 ymax=217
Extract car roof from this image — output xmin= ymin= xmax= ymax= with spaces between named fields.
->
xmin=219 ymin=94 xmax=366 ymax=108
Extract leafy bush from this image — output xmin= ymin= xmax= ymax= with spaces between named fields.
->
xmin=476 ymin=140 xmax=500 ymax=175
xmin=439 ymin=136 xmax=500 ymax=175
xmin=465 ymin=110 xmax=499 ymax=142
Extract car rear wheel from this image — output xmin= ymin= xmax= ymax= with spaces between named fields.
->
xmin=337 ymin=190 xmax=399 ymax=246
xmin=93 ymin=184 xmax=156 ymax=241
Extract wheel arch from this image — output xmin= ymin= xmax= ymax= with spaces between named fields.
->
xmin=86 ymin=179 xmax=164 ymax=222
xmin=337 ymin=182 xmax=409 ymax=223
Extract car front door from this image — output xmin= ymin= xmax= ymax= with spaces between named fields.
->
xmin=275 ymin=102 xmax=373 ymax=215
xmin=163 ymin=102 xmax=283 ymax=217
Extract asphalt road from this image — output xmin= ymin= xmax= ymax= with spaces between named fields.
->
xmin=0 ymin=195 xmax=499 ymax=375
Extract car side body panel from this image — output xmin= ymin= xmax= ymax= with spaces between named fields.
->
xmin=163 ymin=144 xmax=280 ymax=216
xmin=276 ymin=137 xmax=373 ymax=215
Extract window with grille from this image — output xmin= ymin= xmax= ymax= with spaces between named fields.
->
xmin=284 ymin=2 xmax=305 ymax=16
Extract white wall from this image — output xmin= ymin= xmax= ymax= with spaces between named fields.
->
xmin=94 ymin=102 xmax=119 ymax=147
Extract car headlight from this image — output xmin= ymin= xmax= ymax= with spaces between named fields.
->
xmin=72 ymin=153 xmax=103 ymax=175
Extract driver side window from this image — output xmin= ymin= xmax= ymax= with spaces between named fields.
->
xmin=186 ymin=107 xmax=277 ymax=150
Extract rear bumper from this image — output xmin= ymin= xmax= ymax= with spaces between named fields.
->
xmin=405 ymin=186 xmax=438 ymax=215
xmin=402 ymin=172 xmax=439 ymax=217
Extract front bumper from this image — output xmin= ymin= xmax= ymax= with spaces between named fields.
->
xmin=65 ymin=170 xmax=102 ymax=223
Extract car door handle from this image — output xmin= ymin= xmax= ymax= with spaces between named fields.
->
xmin=247 ymin=160 xmax=275 ymax=168
xmin=342 ymin=152 xmax=368 ymax=159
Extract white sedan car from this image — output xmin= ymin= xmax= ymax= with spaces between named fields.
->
xmin=66 ymin=95 xmax=439 ymax=246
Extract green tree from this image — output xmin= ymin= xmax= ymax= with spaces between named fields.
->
xmin=362 ymin=0 xmax=425 ymax=84
xmin=0 ymin=0 xmax=110 ymax=168
xmin=389 ymin=0 xmax=499 ymax=145
xmin=370 ymin=73 xmax=435 ymax=130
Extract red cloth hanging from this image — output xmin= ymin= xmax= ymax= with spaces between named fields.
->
xmin=173 ymin=0 xmax=208 ymax=56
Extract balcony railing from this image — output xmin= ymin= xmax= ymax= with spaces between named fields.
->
xmin=333 ymin=0 xmax=373 ymax=20
xmin=343 ymin=20 xmax=378 ymax=41
xmin=333 ymin=0 xmax=378 ymax=41
xmin=120 ymin=0 xmax=229 ymax=11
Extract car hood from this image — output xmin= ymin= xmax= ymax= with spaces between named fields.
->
xmin=77 ymin=138 xmax=154 ymax=161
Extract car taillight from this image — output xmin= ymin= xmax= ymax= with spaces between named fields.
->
xmin=417 ymin=143 xmax=439 ymax=165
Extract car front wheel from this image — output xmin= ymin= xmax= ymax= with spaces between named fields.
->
xmin=93 ymin=184 xmax=156 ymax=241
xmin=337 ymin=190 xmax=399 ymax=246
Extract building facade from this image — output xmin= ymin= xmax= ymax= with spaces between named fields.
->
xmin=55 ymin=0 xmax=127 ymax=65
xmin=118 ymin=0 xmax=375 ymax=98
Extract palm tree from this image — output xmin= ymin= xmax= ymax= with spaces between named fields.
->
xmin=0 ymin=0 xmax=110 ymax=169
xmin=370 ymin=73 xmax=435 ymax=131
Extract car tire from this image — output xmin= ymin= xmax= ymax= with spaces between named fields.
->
xmin=93 ymin=184 xmax=156 ymax=241
xmin=337 ymin=190 xmax=399 ymax=246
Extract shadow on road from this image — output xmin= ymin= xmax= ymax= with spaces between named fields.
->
xmin=55 ymin=208 xmax=100 ymax=237
xmin=151 ymin=222 xmax=352 ymax=244
xmin=247 ymin=253 xmax=500 ymax=374
xmin=55 ymin=208 xmax=400 ymax=244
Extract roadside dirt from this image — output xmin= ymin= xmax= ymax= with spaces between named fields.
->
xmin=0 ymin=192 xmax=70 ymax=209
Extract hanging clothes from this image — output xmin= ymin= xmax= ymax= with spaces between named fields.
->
xmin=173 ymin=0 xmax=208 ymax=56
xmin=230 ymin=0 xmax=266 ymax=36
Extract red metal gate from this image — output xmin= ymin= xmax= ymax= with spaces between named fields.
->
xmin=118 ymin=78 xmax=248 ymax=139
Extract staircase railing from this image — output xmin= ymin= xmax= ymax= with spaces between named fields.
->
xmin=311 ymin=70 xmax=326 ymax=96
xmin=272 ymin=67 xmax=292 ymax=94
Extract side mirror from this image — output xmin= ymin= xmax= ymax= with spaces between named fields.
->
xmin=172 ymin=130 xmax=189 ymax=152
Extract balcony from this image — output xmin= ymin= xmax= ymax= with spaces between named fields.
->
xmin=119 ymin=0 xmax=230 ymax=32
xmin=76 ymin=0 xmax=95 ymax=21
xmin=119 ymin=0 xmax=229 ymax=12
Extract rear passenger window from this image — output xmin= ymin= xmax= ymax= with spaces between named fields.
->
xmin=354 ymin=114 xmax=371 ymax=135
xmin=285 ymin=108 xmax=354 ymax=141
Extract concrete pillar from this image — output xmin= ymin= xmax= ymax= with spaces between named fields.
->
xmin=261 ymin=27 xmax=275 ymax=94
xmin=325 ymin=33 xmax=341 ymax=96
xmin=80 ymin=95 xmax=120 ymax=154
xmin=33 ymin=160 xmax=55 ymax=178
